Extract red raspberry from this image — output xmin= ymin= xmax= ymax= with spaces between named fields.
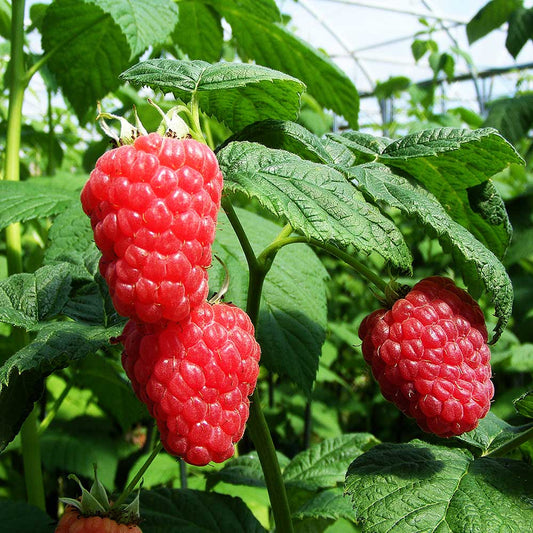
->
xmin=56 ymin=507 xmax=142 ymax=533
xmin=120 ymin=301 xmax=261 ymax=466
xmin=358 ymin=276 xmax=494 ymax=437
xmin=81 ymin=133 xmax=223 ymax=323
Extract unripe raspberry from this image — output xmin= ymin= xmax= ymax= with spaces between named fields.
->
xmin=358 ymin=276 xmax=494 ymax=437
xmin=120 ymin=302 xmax=261 ymax=466
xmin=81 ymin=133 xmax=223 ymax=323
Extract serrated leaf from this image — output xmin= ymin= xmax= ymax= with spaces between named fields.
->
xmin=0 ymin=264 xmax=72 ymax=331
xmin=484 ymin=93 xmax=533 ymax=146
xmin=223 ymin=120 xmax=333 ymax=164
xmin=0 ymin=322 xmax=122 ymax=450
xmin=174 ymin=2 xmax=223 ymax=62
xmin=76 ymin=354 xmax=144 ymax=432
xmin=139 ymin=487 xmax=266 ymax=532
xmin=207 ymin=0 xmax=281 ymax=23
xmin=0 ymin=500 xmax=54 ymax=533
xmin=376 ymin=127 xmax=521 ymax=259
xmin=283 ymin=433 xmax=379 ymax=491
xmin=42 ymin=0 xmax=131 ymax=120
xmin=206 ymin=452 xmax=290 ymax=490
xmin=222 ymin=8 xmax=359 ymax=128
xmin=293 ymin=488 xmax=355 ymax=522
xmin=93 ymin=0 xmax=178 ymax=57
xmin=454 ymin=412 xmax=533 ymax=454
xmin=0 ymin=179 xmax=78 ymax=231
xmin=467 ymin=0 xmax=522 ymax=44
xmin=120 ymin=59 xmax=305 ymax=132
xmin=345 ymin=440 xmax=533 ymax=533
xmin=347 ymin=162 xmax=513 ymax=341
xmin=41 ymin=427 xmax=121 ymax=489
xmin=218 ymin=142 xmax=412 ymax=272
xmin=210 ymin=208 xmax=328 ymax=394
xmin=506 ymin=6 xmax=533 ymax=57
xmin=323 ymin=131 xmax=391 ymax=166
xmin=44 ymin=204 xmax=100 ymax=282
xmin=514 ymin=391 xmax=533 ymax=418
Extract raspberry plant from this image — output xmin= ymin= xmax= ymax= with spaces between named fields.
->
xmin=1 ymin=1 xmax=533 ymax=532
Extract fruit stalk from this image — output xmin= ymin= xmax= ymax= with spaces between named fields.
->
xmin=223 ymin=198 xmax=294 ymax=533
xmin=4 ymin=0 xmax=46 ymax=511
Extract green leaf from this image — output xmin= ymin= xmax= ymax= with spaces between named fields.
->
xmin=174 ymin=2 xmax=223 ymax=62
xmin=223 ymin=8 xmax=359 ymax=128
xmin=376 ymin=127 xmax=521 ymax=259
xmin=210 ymin=208 xmax=328 ymax=394
xmin=467 ymin=0 xmax=522 ymax=44
xmin=506 ymin=7 xmax=533 ymax=57
xmin=345 ymin=440 xmax=533 ymax=533
xmin=0 ymin=178 xmax=79 ymax=231
xmin=293 ymin=488 xmax=355 ymax=522
xmin=224 ymin=120 xmax=333 ymax=164
xmin=139 ymin=487 xmax=266 ymax=532
xmin=41 ymin=427 xmax=122 ymax=489
xmin=44 ymin=204 xmax=100 ymax=282
xmin=514 ymin=391 xmax=533 ymax=418
xmin=76 ymin=354 xmax=144 ymax=432
xmin=0 ymin=0 xmax=10 ymax=40
xmin=0 ymin=322 xmax=122 ymax=450
xmin=208 ymin=0 xmax=281 ymax=23
xmin=0 ymin=500 xmax=54 ymax=533
xmin=323 ymin=131 xmax=391 ymax=166
xmin=454 ymin=412 xmax=533 ymax=454
xmin=42 ymin=0 xmax=130 ymax=120
xmin=0 ymin=264 xmax=72 ymax=331
xmin=484 ymin=93 xmax=533 ymax=145
xmin=283 ymin=433 xmax=379 ymax=491
xmin=348 ymin=162 xmax=513 ymax=341
xmin=206 ymin=452 xmax=290 ymax=490
xmin=92 ymin=0 xmax=178 ymax=57
xmin=120 ymin=59 xmax=305 ymax=132
xmin=411 ymin=39 xmax=430 ymax=62
xmin=374 ymin=76 xmax=411 ymax=100
xmin=218 ymin=142 xmax=412 ymax=272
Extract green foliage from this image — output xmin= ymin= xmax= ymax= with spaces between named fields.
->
xmin=121 ymin=59 xmax=305 ymax=132
xmin=345 ymin=439 xmax=533 ymax=533
xmin=1 ymin=1 xmax=532 ymax=531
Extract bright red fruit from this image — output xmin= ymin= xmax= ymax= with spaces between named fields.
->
xmin=358 ymin=276 xmax=494 ymax=437
xmin=120 ymin=301 xmax=261 ymax=466
xmin=81 ymin=133 xmax=223 ymax=323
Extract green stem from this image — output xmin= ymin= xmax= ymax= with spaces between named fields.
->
xmin=259 ymin=235 xmax=388 ymax=294
xmin=484 ymin=425 xmax=533 ymax=458
xmin=188 ymin=92 xmax=205 ymax=143
xmin=20 ymin=407 xmax=45 ymax=510
xmin=38 ymin=378 xmax=74 ymax=436
xmin=4 ymin=0 xmax=45 ymax=512
xmin=223 ymin=199 xmax=294 ymax=533
xmin=114 ymin=442 xmax=163 ymax=508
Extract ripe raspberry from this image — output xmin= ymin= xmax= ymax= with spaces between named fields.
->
xmin=81 ymin=132 xmax=223 ymax=323
xmin=120 ymin=301 xmax=261 ymax=466
xmin=358 ymin=276 xmax=494 ymax=437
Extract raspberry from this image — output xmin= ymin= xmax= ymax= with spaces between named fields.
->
xmin=81 ymin=132 xmax=223 ymax=323
xmin=56 ymin=507 xmax=142 ymax=533
xmin=358 ymin=276 xmax=494 ymax=437
xmin=120 ymin=301 xmax=261 ymax=466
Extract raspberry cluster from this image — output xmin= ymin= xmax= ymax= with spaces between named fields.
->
xmin=359 ymin=276 xmax=493 ymax=437
xmin=82 ymin=124 xmax=260 ymax=466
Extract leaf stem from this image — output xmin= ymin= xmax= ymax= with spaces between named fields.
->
xmin=484 ymin=425 xmax=533 ymax=458
xmin=259 ymin=235 xmax=388 ymax=293
xmin=38 ymin=378 xmax=74 ymax=436
xmin=114 ymin=441 xmax=163 ymax=508
xmin=222 ymin=198 xmax=294 ymax=533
